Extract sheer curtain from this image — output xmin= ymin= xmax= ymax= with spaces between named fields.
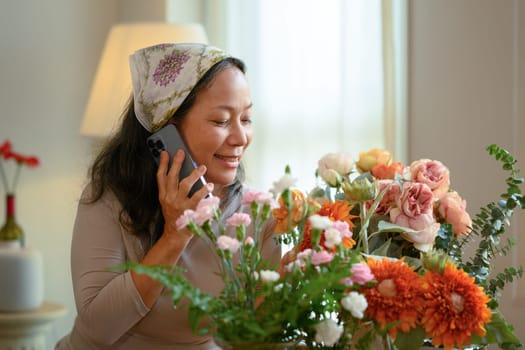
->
xmin=204 ymin=0 xmax=406 ymax=192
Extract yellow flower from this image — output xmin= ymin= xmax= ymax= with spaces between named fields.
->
xmin=356 ymin=148 xmax=392 ymax=173
xmin=421 ymin=262 xmax=492 ymax=350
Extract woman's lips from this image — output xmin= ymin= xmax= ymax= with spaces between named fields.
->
xmin=215 ymin=154 xmax=240 ymax=168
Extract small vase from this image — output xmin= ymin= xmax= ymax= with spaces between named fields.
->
xmin=0 ymin=193 xmax=24 ymax=246
xmin=214 ymin=337 xmax=302 ymax=350
xmin=0 ymin=193 xmax=44 ymax=312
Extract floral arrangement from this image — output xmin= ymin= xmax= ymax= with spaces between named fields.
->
xmin=129 ymin=144 xmax=523 ymax=350
xmin=0 ymin=140 xmax=40 ymax=195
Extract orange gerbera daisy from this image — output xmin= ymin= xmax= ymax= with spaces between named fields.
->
xmin=271 ymin=189 xmax=308 ymax=234
xmin=362 ymin=258 xmax=425 ymax=339
xmin=420 ymin=263 xmax=492 ymax=350
xmin=298 ymin=200 xmax=357 ymax=252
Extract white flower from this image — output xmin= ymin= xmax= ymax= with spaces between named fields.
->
xmin=259 ymin=270 xmax=280 ymax=284
xmin=270 ymin=173 xmax=298 ymax=195
xmin=341 ymin=291 xmax=368 ymax=319
xmin=216 ymin=235 xmax=241 ymax=253
xmin=323 ymin=227 xmax=342 ymax=248
xmin=314 ymin=319 xmax=343 ymax=346
xmin=308 ymin=214 xmax=333 ymax=230
xmin=317 ymin=153 xmax=354 ymax=186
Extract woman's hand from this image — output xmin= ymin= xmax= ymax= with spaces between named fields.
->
xmin=156 ymin=150 xmax=213 ymax=238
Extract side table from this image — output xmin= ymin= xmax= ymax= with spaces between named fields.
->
xmin=0 ymin=301 xmax=67 ymax=350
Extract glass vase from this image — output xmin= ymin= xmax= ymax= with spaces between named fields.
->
xmin=0 ymin=193 xmax=24 ymax=247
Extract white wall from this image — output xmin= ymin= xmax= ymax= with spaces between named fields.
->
xmin=408 ymin=0 xmax=525 ymax=344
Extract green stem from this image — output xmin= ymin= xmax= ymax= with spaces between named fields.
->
xmin=0 ymin=161 xmax=9 ymax=192
xmin=359 ymin=202 xmax=369 ymax=254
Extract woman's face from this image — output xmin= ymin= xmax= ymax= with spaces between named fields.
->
xmin=178 ymin=66 xmax=253 ymax=190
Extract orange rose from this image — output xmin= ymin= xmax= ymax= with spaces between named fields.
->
xmin=371 ymin=161 xmax=404 ymax=180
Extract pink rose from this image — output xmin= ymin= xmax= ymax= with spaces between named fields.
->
xmin=437 ymin=191 xmax=472 ymax=235
xmin=368 ymin=180 xmax=401 ymax=215
xmin=408 ymin=159 xmax=450 ymax=199
xmin=226 ymin=212 xmax=252 ymax=227
xmin=390 ymin=209 xmax=439 ymax=252
xmin=217 ymin=235 xmax=241 ymax=253
xmin=311 ymin=250 xmax=334 ymax=265
xmin=396 ymin=182 xmax=434 ymax=217
xmin=389 ymin=182 xmax=439 ymax=251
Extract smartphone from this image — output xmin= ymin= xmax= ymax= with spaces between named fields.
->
xmin=147 ymin=124 xmax=206 ymax=197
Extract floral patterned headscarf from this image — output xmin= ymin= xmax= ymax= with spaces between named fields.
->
xmin=129 ymin=43 xmax=231 ymax=132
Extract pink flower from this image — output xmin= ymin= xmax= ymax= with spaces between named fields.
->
xmin=390 ymin=209 xmax=439 ymax=252
xmin=242 ymin=190 xmax=277 ymax=207
xmin=408 ymin=159 xmax=450 ymax=199
xmin=396 ymin=182 xmax=434 ymax=217
xmin=437 ymin=191 xmax=472 ymax=235
xmin=226 ymin=213 xmax=252 ymax=227
xmin=368 ymin=180 xmax=401 ymax=215
xmin=216 ymin=235 xmax=241 ymax=253
xmin=176 ymin=209 xmax=195 ymax=230
xmin=193 ymin=196 xmax=220 ymax=225
xmin=244 ymin=236 xmax=255 ymax=245
xmin=350 ymin=263 xmax=375 ymax=285
xmin=311 ymin=250 xmax=334 ymax=265
xmin=390 ymin=182 xmax=439 ymax=251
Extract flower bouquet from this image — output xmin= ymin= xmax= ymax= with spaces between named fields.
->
xmin=129 ymin=144 xmax=523 ymax=350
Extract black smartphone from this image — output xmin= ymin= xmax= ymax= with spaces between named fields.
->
xmin=147 ymin=124 xmax=206 ymax=197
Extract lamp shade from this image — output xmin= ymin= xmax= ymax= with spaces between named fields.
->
xmin=81 ymin=22 xmax=208 ymax=137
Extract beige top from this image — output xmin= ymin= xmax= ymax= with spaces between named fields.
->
xmin=56 ymin=186 xmax=281 ymax=350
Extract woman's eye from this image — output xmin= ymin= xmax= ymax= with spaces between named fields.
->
xmin=213 ymin=120 xmax=228 ymax=126
xmin=242 ymin=118 xmax=253 ymax=125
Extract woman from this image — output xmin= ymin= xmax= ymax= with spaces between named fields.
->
xmin=56 ymin=43 xmax=281 ymax=349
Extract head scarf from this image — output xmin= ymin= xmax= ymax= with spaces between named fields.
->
xmin=129 ymin=43 xmax=231 ymax=132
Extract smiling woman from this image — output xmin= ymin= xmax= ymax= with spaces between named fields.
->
xmin=55 ymin=43 xmax=282 ymax=350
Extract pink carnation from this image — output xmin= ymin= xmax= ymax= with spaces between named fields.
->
xmin=217 ymin=235 xmax=241 ymax=253
xmin=176 ymin=209 xmax=195 ymax=230
xmin=311 ymin=250 xmax=334 ymax=265
xmin=350 ymin=263 xmax=375 ymax=285
xmin=226 ymin=212 xmax=252 ymax=227
xmin=193 ymin=196 xmax=220 ymax=225
xmin=242 ymin=190 xmax=277 ymax=207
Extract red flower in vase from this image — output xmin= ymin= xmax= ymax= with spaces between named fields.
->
xmin=0 ymin=140 xmax=40 ymax=194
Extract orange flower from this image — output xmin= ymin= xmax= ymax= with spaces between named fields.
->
xmin=272 ymin=189 xmax=306 ymax=234
xmin=362 ymin=258 xmax=424 ymax=338
xmin=298 ymin=200 xmax=357 ymax=251
xmin=421 ymin=263 xmax=492 ymax=350
xmin=371 ymin=161 xmax=404 ymax=180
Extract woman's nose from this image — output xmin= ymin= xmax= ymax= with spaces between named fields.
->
xmin=228 ymin=122 xmax=248 ymax=146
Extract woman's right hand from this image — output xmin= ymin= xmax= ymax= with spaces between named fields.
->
xmin=156 ymin=150 xmax=213 ymax=238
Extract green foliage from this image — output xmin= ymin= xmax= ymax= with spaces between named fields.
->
xmin=442 ymin=145 xmax=524 ymax=303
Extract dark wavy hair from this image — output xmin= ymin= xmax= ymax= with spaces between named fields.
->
xmin=84 ymin=57 xmax=246 ymax=248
